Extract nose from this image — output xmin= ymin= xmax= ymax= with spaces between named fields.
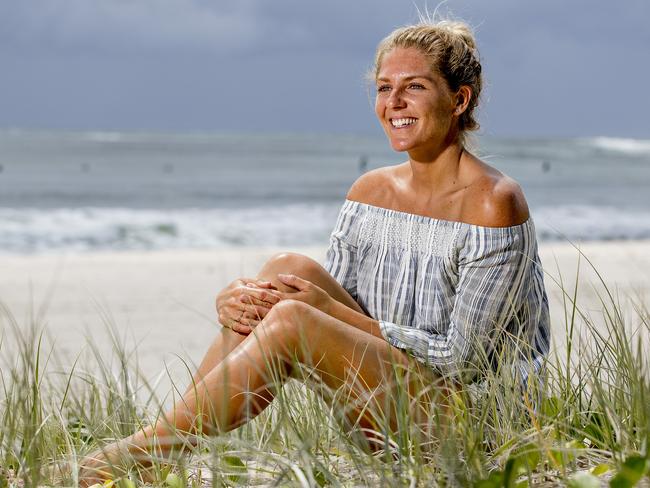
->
xmin=387 ymin=87 xmax=406 ymax=109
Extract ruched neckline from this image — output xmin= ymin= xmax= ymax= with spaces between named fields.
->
xmin=345 ymin=199 xmax=532 ymax=233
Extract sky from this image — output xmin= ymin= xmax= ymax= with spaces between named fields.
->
xmin=0 ymin=0 xmax=648 ymax=138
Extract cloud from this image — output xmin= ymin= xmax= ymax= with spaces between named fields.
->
xmin=2 ymin=0 xmax=649 ymax=55
xmin=0 ymin=0 xmax=422 ymax=56
xmin=0 ymin=0 xmax=648 ymax=136
xmin=0 ymin=0 xmax=262 ymax=53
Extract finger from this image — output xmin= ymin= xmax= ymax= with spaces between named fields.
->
xmin=239 ymin=316 xmax=261 ymax=328
xmin=242 ymin=305 xmax=271 ymax=320
xmin=227 ymin=295 xmax=259 ymax=311
xmin=221 ymin=304 xmax=256 ymax=328
xmin=219 ymin=310 xmax=250 ymax=332
xmin=239 ymin=287 xmax=282 ymax=304
xmin=277 ymin=273 xmax=309 ymax=291
xmin=239 ymin=294 xmax=274 ymax=308
xmin=229 ymin=319 xmax=252 ymax=335
xmin=246 ymin=280 xmax=278 ymax=290
xmin=233 ymin=310 xmax=261 ymax=330
xmin=239 ymin=303 xmax=271 ymax=319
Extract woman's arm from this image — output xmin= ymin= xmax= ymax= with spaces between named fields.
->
xmin=274 ymin=273 xmax=384 ymax=339
xmin=329 ymin=299 xmax=384 ymax=339
xmin=377 ymin=219 xmax=549 ymax=381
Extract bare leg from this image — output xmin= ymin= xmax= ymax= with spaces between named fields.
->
xmin=80 ymin=300 xmax=448 ymax=486
xmin=184 ymin=327 xmax=248 ymax=395
xmin=79 ymin=254 xmax=444 ymax=485
xmin=165 ymin=300 xmax=445 ymax=439
xmin=187 ymin=252 xmax=364 ymax=390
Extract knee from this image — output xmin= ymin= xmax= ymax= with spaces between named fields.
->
xmin=258 ymin=299 xmax=320 ymax=342
xmin=262 ymin=299 xmax=311 ymax=331
xmin=257 ymin=299 xmax=319 ymax=361
xmin=262 ymin=252 xmax=321 ymax=281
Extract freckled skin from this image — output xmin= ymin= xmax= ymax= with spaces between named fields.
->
xmin=358 ymin=47 xmax=529 ymax=227
xmin=375 ymin=47 xmax=458 ymax=159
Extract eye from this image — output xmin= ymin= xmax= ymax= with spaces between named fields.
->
xmin=408 ymin=83 xmax=425 ymax=90
xmin=377 ymin=84 xmax=391 ymax=93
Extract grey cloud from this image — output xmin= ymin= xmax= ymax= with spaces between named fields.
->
xmin=0 ymin=0 xmax=407 ymax=59
xmin=0 ymin=0 xmax=261 ymax=53
xmin=4 ymin=1 xmax=647 ymax=57
xmin=0 ymin=0 xmax=648 ymax=137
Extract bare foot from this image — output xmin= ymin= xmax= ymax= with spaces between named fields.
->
xmin=78 ymin=443 xmax=127 ymax=487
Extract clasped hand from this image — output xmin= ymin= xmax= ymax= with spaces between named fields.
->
xmin=216 ymin=274 xmax=331 ymax=334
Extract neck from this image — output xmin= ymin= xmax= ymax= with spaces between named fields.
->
xmin=406 ymin=139 xmax=465 ymax=193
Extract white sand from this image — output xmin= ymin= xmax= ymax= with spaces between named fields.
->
xmin=1 ymin=241 xmax=649 ymax=394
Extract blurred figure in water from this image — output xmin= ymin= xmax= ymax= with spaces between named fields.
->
xmin=358 ymin=154 xmax=368 ymax=173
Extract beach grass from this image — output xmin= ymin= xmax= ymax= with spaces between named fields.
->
xmin=1 ymin=256 xmax=649 ymax=487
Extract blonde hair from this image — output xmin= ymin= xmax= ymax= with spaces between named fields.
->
xmin=373 ymin=20 xmax=483 ymax=141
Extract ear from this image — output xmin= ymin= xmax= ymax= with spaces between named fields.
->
xmin=453 ymin=85 xmax=472 ymax=116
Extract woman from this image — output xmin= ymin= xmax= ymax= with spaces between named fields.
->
xmin=80 ymin=19 xmax=549 ymax=485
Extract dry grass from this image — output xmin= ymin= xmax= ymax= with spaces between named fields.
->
xmin=1 ymin=258 xmax=650 ymax=487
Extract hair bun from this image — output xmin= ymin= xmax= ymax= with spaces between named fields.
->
xmin=438 ymin=20 xmax=477 ymax=51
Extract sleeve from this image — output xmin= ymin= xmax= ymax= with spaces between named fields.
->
xmin=323 ymin=200 xmax=364 ymax=301
xmin=378 ymin=221 xmax=539 ymax=380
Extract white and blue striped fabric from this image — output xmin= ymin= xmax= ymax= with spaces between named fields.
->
xmin=324 ymin=199 xmax=550 ymax=384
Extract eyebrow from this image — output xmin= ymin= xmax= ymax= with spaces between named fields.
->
xmin=376 ymin=75 xmax=435 ymax=83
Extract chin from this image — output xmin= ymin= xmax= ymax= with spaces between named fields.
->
xmin=390 ymin=139 xmax=413 ymax=153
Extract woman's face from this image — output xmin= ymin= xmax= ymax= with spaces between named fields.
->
xmin=375 ymin=47 xmax=458 ymax=157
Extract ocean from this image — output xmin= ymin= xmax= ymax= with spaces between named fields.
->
xmin=0 ymin=129 xmax=649 ymax=253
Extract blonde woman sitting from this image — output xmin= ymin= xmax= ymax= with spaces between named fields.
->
xmin=80 ymin=18 xmax=550 ymax=486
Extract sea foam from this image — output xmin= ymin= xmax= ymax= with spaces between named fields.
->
xmin=0 ymin=205 xmax=339 ymax=254
xmin=587 ymin=137 xmax=650 ymax=156
xmin=1 ymin=204 xmax=649 ymax=254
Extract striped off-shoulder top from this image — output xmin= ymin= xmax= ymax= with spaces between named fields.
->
xmin=324 ymin=199 xmax=550 ymax=383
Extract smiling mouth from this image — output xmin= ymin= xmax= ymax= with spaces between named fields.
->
xmin=390 ymin=117 xmax=417 ymax=128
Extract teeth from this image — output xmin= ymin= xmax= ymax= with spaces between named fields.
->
xmin=391 ymin=117 xmax=417 ymax=128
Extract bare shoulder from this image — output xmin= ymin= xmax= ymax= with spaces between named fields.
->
xmin=461 ymin=167 xmax=530 ymax=228
xmin=346 ymin=164 xmax=403 ymax=206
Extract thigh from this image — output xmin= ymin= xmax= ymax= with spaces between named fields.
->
xmin=311 ymin=320 xmax=442 ymax=436
xmin=254 ymin=302 xmax=446 ymax=438
xmin=256 ymin=252 xmax=364 ymax=314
